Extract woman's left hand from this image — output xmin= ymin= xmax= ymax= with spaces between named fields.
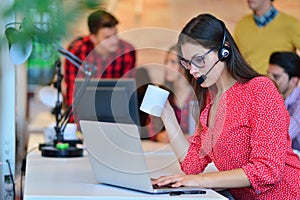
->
xmin=151 ymin=174 xmax=204 ymax=188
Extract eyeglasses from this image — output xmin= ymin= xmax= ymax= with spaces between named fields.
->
xmin=179 ymin=48 xmax=214 ymax=69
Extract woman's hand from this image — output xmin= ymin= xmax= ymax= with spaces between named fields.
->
xmin=152 ymin=169 xmax=251 ymax=190
xmin=151 ymin=174 xmax=204 ymax=188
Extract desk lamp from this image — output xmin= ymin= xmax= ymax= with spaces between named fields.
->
xmin=5 ymin=21 xmax=96 ymax=157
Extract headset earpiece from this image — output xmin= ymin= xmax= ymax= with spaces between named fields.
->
xmin=218 ymin=45 xmax=231 ymax=61
xmin=218 ymin=21 xmax=231 ymax=62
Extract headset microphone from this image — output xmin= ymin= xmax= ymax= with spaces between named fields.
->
xmin=197 ymin=59 xmax=220 ymax=85
xmin=197 ymin=75 xmax=206 ymax=85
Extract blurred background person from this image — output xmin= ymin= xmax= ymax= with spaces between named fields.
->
xmin=268 ymin=52 xmax=300 ymax=151
xmin=234 ymin=0 xmax=300 ymax=74
xmin=147 ymin=45 xmax=196 ymax=143
xmin=63 ymin=10 xmax=136 ymax=112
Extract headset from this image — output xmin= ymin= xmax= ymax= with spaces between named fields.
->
xmin=218 ymin=20 xmax=231 ymax=62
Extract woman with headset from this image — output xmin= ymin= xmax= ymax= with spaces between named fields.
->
xmin=152 ymin=14 xmax=300 ymax=199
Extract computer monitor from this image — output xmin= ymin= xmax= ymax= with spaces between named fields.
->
xmin=73 ymin=78 xmax=147 ymax=137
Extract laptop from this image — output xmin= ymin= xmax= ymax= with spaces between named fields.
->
xmin=79 ymin=120 xmax=205 ymax=194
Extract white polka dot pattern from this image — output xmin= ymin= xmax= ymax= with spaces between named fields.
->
xmin=180 ymin=77 xmax=300 ymax=199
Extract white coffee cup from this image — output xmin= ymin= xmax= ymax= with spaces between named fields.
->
xmin=140 ymin=85 xmax=170 ymax=117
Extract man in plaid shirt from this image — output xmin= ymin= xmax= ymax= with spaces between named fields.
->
xmin=63 ymin=10 xmax=136 ymax=111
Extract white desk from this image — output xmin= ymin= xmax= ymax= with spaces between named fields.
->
xmin=24 ymin=134 xmax=227 ymax=200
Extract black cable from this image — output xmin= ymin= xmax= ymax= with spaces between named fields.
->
xmin=20 ymin=159 xmax=26 ymax=200
xmin=6 ymin=159 xmax=15 ymax=200
xmin=20 ymin=171 xmax=24 ymax=200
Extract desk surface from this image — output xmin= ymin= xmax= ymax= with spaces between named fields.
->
xmin=24 ymin=133 xmax=226 ymax=200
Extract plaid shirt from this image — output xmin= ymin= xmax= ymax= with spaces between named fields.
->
xmin=254 ymin=6 xmax=278 ymax=27
xmin=63 ymin=35 xmax=136 ymax=107
xmin=285 ymin=86 xmax=300 ymax=150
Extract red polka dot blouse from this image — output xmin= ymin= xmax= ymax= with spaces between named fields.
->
xmin=180 ymin=77 xmax=300 ymax=199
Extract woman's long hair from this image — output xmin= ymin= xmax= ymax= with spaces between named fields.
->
xmin=177 ymin=14 xmax=261 ymax=129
